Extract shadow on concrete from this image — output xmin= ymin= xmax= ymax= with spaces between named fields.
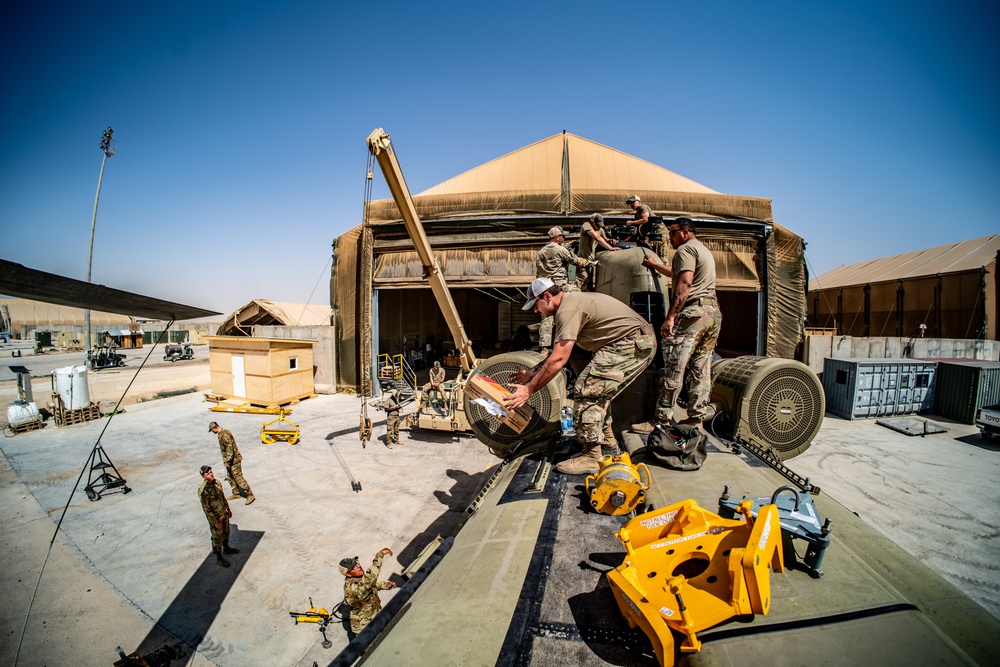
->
xmin=395 ymin=468 xmax=492 ymax=568
xmin=954 ymin=433 xmax=1000 ymax=452
xmin=134 ymin=525 xmax=264 ymax=658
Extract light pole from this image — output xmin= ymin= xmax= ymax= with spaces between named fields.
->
xmin=85 ymin=127 xmax=115 ymax=365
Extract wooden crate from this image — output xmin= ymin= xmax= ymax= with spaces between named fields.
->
xmin=50 ymin=394 xmax=102 ymax=427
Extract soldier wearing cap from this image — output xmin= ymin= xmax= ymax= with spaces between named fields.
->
xmin=506 ymin=277 xmax=656 ymax=475
xmin=382 ymin=389 xmax=401 ymax=448
xmin=634 ymin=217 xmax=721 ymax=433
xmin=576 ymin=213 xmax=620 ymax=291
xmin=626 ymin=195 xmax=668 ymax=260
xmin=417 ymin=361 xmax=447 ymax=412
xmin=209 ymin=421 xmax=256 ymax=505
xmin=198 ymin=465 xmax=239 ymax=567
xmin=535 ymin=226 xmax=595 ymax=348
xmin=340 ymin=548 xmax=397 ymax=636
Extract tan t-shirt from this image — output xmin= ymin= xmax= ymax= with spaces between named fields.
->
xmin=672 ymin=238 xmax=716 ymax=302
xmin=578 ymin=221 xmax=607 ymax=259
xmin=553 ymin=292 xmax=650 ymax=352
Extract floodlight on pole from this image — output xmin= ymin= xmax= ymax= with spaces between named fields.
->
xmin=85 ymin=127 xmax=116 ymax=365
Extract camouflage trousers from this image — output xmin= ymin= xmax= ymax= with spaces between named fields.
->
xmin=209 ymin=517 xmax=231 ymax=552
xmin=225 ymin=462 xmax=252 ymax=498
xmin=655 ymin=301 xmax=722 ymax=423
xmin=386 ymin=411 xmax=400 ymax=444
xmin=574 ymin=327 xmax=657 ymax=446
xmin=575 ymin=264 xmax=595 ymax=291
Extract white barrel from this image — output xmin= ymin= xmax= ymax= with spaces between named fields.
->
xmin=7 ymin=401 xmax=41 ymax=426
xmin=55 ymin=365 xmax=90 ymax=410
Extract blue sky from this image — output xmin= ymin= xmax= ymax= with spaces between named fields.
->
xmin=1 ymin=1 xmax=997 ymax=318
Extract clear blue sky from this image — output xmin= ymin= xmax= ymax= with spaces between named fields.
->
xmin=2 ymin=1 xmax=997 ymax=318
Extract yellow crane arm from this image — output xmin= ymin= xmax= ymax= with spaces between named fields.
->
xmin=366 ymin=128 xmax=476 ymax=373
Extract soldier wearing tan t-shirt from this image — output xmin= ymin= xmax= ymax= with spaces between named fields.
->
xmin=635 ymin=217 xmax=722 ymax=431
xmin=505 ymin=277 xmax=656 ymax=475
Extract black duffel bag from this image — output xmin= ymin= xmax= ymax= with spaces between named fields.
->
xmin=646 ymin=423 xmax=708 ymax=471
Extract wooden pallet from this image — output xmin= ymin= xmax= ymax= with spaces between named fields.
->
xmin=3 ymin=420 xmax=45 ymax=437
xmin=50 ymin=394 xmax=103 ymax=427
xmin=205 ymin=393 xmax=318 ymax=411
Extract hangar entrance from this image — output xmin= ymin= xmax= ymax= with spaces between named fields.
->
xmin=374 ymin=285 xmax=761 ymax=372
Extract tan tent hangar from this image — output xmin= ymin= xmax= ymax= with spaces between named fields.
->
xmin=809 ymin=234 xmax=999 ymax=340
xmin=331 ymin=132 xmax=808 ymax=392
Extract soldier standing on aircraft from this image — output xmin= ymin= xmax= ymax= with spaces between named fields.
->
xmin=626 ymin=194 xmax=668 ymax=259
xmin=576 ymin=213 xmax=620 ymax=291
xmin=506 ymin=277 xmax=656 ymax=475
xmin=198 ymin=465 xmax=239 ymax=568
xmin=209 ymin=421 xmax=256 ymax=505
xmin=340 ymin=548 xmax=398 ymax=637
xmin=535 ymin=226 xmax=596 ymax=348
xmin=633 ymin=217 xmax=721 ymax=433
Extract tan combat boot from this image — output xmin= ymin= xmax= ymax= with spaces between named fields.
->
xmin=555 ymin=443 xmax=602 ymax=475
xmin=244 ymin=493 xmax=256 ymax=505
xmin=226 ymin=493 xmax=241 ymax=501
xmin=215 ymin=551 xmax=231 ymax=568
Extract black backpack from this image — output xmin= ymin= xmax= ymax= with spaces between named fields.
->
xmin=646 ymin=423 xmax=708 ymax=471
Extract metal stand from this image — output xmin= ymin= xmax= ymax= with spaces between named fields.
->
xmin=84 ymin=444 xmax=131 ymax=501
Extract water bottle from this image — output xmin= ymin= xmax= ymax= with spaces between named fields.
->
xmin=560 ymin=406 xmax=574 ymax=434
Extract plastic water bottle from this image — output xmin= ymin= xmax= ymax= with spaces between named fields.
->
xmin=560 ymin=406 xmax=574 ymax=434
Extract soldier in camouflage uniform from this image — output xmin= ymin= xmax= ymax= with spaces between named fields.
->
xmin=209 ymin=421 xmax=256 ymax=505
xmin=536 ymin=226 xmax=596 ymax=348
xmin=198 ymin=465 xmax=239 ymax=567
xmin=383 ymin=390 xmax=401 ymax=448
xmin=627 ymin=194 xmax=668 ymax=262
xmin=340 ymin=548 xmax=397 ymax=636
xmin=506 ymin=277 xmax=655 ymax=475
xmin=635 ymin=217 xmax=721 ymax=431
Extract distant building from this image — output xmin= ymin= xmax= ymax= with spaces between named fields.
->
xmin=808 ymin=234 xmax=1000 ymax=340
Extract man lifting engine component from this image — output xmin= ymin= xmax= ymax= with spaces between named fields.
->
xmin=505 ymin=277 xmax=656 ymax=475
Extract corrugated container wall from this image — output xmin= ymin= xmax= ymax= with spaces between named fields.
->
xmin=933 ymin=361 xmax=1000 ymax=424
xmin=823 ymin=358 xmax=937 ymax=420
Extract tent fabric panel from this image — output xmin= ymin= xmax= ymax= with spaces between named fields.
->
xmin=332 ymin=227 xmax=362 ymax=391
xmin=366 ymin=191 xmax=772 ymax=224
xmin=766 ymin=224 xmax=807 ymax=357
xmin=417 ymin=134 xmax=565 ymax=197
xmin=565 ymin=134 xmax=718 ymax=195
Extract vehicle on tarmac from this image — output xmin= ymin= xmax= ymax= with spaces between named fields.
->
xmin=975 ymin=404 xmax=1000 ymax=440
xmin=163 ymin=343 xmax=194 ymax=362
xmin=88 ymin=344 xmax=126 ymax=370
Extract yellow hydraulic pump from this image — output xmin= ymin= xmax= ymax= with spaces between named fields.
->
xmin=261 ymin=409 xmax=300 ymax=445
xmin=584 ymin=452 xmax=650 ymax=515
xmin=607 ymin=498 xmax=784 ymax=667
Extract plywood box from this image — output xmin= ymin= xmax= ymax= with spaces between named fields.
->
xmin=206 ymin=336 xmax=317 ymax=406
xmin=465 ymin=373 xmax=534 ymax=434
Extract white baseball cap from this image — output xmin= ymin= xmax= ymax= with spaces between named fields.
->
xmin=522 ymin=277 xmax=556 ymax=311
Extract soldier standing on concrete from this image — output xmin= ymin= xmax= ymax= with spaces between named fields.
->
xmin=505 ymin=277 xmax=656 ymax=475
xmin=633 ymin=217 xmax=721 ymax=432
xmin=383 ymin=390 xmax=401 ymax=448
xmin=536 ymin=226 xmax=596 ymax=348
xmin=209 ymin=421 xmax=256 ymax=505
xmin=576 ymin=213 xmax=620 ymax=291
xmin=340 ymin=548 xmax=397 ymax=637
xmin=198 ymin=465 xmax=239 ymax=568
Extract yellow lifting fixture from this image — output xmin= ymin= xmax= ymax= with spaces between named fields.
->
xmin=607 ymin=498 xmax=784 ymax=667
xmin=584 ymin=452 xmax=650 ymax=515
xmin=261 ymin=409 xmax=300 ymax=445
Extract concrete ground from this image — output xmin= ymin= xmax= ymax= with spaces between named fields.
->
xmin=1 ymin=388 xmax=498 ymax=666
xmin=2 ymin=360 xmax=999 ymax=665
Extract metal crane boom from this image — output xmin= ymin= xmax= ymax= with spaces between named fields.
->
xmin=366 ymin=128 xmax=476 ymax=373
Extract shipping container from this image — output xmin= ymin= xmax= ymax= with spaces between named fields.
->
xmin=822 ymin=358 xmax=937 ymax=420
xmin=932 ymin=360 xmax=1000 ymax=424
